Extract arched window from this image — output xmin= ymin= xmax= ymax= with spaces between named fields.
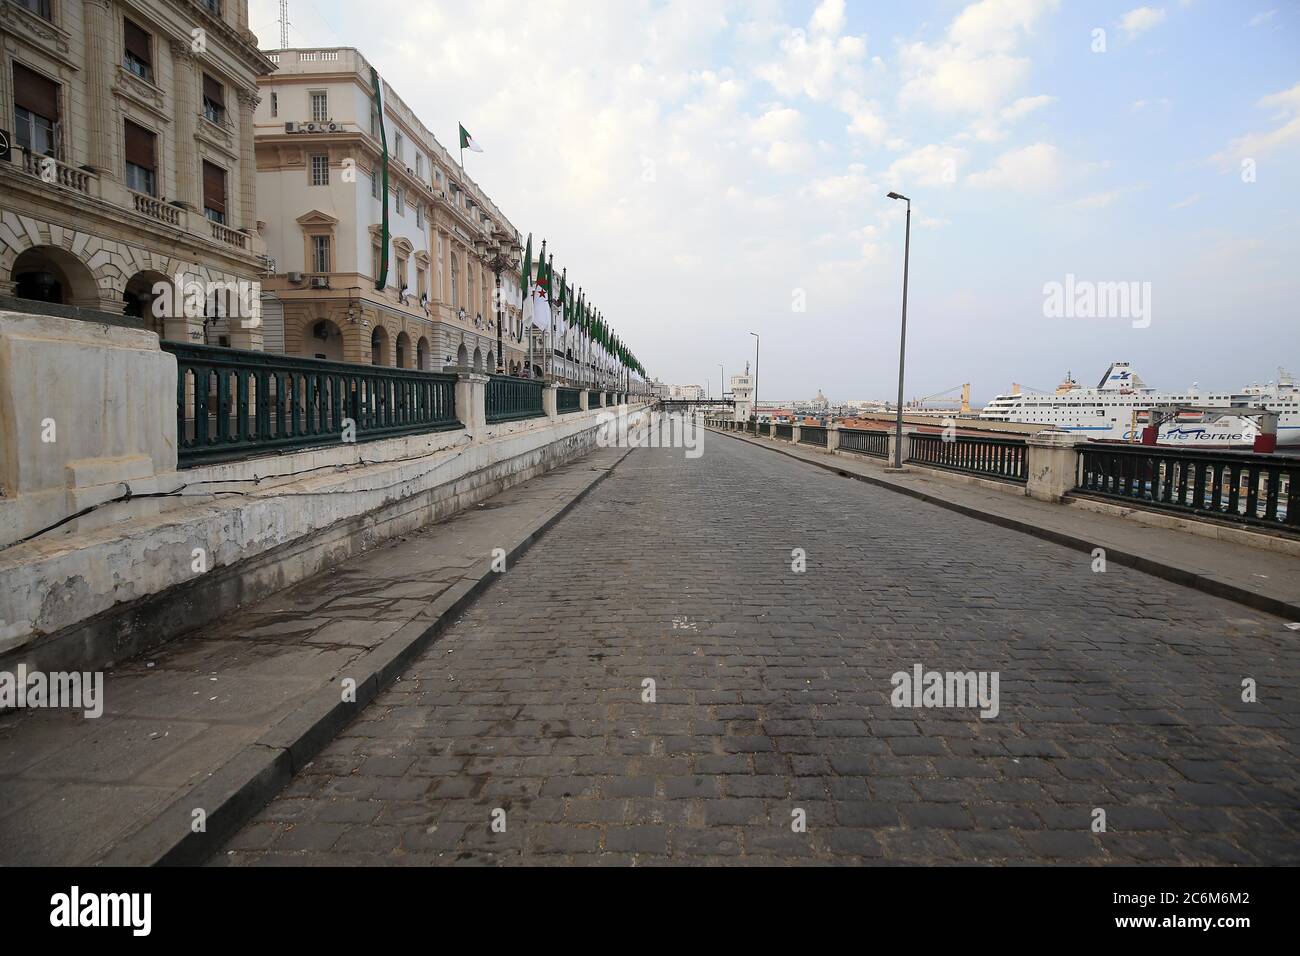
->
xmin=450 ymin=254 xmax=459 ymax=306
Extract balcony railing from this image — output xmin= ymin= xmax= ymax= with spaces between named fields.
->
xmin=162 ymin=343 xmax=461 ymax=466
xmin=774 ymin=423 xmax=794 ymax=440
xmin=209 ymin=221 xmax=248 ymax=249
xmin=131 ymin=191 xmax=182 ymax=226
xmin=838 ymin=427 xmax=888 ymax=459
xmin=1077 ymin=445 xmax=1296 ymax=532
xmin=557 ymin=387 xmax=582 ymax=414
xmin=908 ymin=433 xmax=1028 ymax=483
xmin=20 ymin=151 xmax=95 ymax=196
xmin=486 ymin=374 xmax=544 ymax=423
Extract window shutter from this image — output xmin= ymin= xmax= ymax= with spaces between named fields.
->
xmin=124 ymin=19 xmax=152 ymax=67
xmin=124 ymin=120 xmax=156 ymax=169
xmin=13 ymin=63 xmax=60 ymax=120
xmin=202 ymin=161 xmax=226 ymax=213
xmin=202 ymin=73 xmax=224 ymax=106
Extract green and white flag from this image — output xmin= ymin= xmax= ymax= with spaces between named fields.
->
xmin=459 ymin=124 xmax=484 ymax=153
xmin=371 ymin=67 xmax=390 ymax=292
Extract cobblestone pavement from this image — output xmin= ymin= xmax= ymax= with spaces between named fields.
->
xmin=219 ymin=436 xmax=1300 ymax=865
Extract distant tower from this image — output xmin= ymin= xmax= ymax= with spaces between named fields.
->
xmin=278 ymin=0 xmax=290 ymax=48
xmin=730 ymin=361 xmax=755 ymax=423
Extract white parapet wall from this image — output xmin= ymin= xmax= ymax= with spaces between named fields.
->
xmin=0 ymin=319 xmax=648 ymax=671
xmin=0 ymin=311 xmax=178 ymax=547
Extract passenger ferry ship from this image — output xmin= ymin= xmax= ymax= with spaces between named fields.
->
xmin=978 ymin=363 xmax=1300 ymax=449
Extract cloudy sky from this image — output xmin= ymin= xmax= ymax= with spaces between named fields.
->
xmin=250 ymin=0 xmax=1298 ymax=403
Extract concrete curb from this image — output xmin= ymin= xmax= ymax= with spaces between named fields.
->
xmin=711 ymin=427 xmax=1300 ymax=622
xmin=98 ymin=447 xmax=634 ymax=866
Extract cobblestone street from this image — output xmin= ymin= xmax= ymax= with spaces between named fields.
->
xmin=219 ymin=436 xmax=1300 ymax=865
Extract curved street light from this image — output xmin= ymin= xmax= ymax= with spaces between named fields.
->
xmin=886 ymin=191 xmax=911 ymax=469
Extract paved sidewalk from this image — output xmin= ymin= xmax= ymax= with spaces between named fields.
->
xmin=0 ymin=447 xmax=629 ymax=866
xmin=712 ymin=428 xmax=1300 ymax=621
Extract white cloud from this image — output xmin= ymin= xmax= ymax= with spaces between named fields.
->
xmin=1131 ymin=97 xmax=1172 ymax=112
xmin=756 ymin=0 xmax=870 ymax=103
xmin=1001 ymin=94 xmax=1055 ymax=121
xmin=1119 ymin=7 xmax=1168 ymax=40
xmin=899 ymin=0 xmax=1059 ymax=114
xmin=1248 ymin=9 xmax=1278 ymax=27
xmin=1170 ymin=193 xmax=1201 ymax=209
xmin=1068 ymin=190 xmax=1122 ymax=209
xmin=806 ymin=165 xmax=878 ymax=203
xmin=1211 ymin=81 xmax=1300 ymax=167
xmin=886 ymin=144 xmax=969 ymax=188
xmin=967 ymin=142 xmax=1066 ymax=190
xmin=750 ymin=106 xmax=804 ymax=142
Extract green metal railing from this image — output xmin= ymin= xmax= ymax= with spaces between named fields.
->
xmin=1078 ymin=445 xmax=1296 ymax=532
xmin=774 ymin=423 xmax=794 ymax=440
xmin=486 ymin=374 xmax=545 ymax=423
xmin=557 ymin=387 xmax=582 ymax=413
xmin=908 ymin=433 xmax=1028 ymax=483
xmin=839 ymin=428 xmax=889 ymax=458
xmin=799 ymin=425 xmax=828 ymax=447
xmin=163 ymin=343 xmax=461 ymax=467
xmin=588 ymin=390 xmax=603 ymax=408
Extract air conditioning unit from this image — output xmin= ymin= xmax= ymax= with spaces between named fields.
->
xmin=284 ymin=121 xmax=300 ymax=134
xmin=325 ymin=122 xmax=342 ymax=132
xmin=305 ymin=122 xmax=321 ymax=132
xmin=286 ymin=272 xmax=304 ymax=283
xmin=310 ymin=276 xmax=330 ymax=289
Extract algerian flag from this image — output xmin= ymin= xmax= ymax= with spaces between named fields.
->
xmin=459 ymin=124 xmax=484 ymax=153
xmin=533 ymin=242 xmax=551 ymax=339
xmin=371 ymin=68 xmax=390 ymax=291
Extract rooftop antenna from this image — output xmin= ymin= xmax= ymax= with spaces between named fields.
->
xmin=278 ymin=0 xmax=290 ymax=49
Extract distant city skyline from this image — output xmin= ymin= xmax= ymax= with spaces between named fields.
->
xmin=252 ymin=0 xmax=1299 ymax=401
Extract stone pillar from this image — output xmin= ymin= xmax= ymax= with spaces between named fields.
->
xmin=455 ymin=371 xmax=488 ymax=435
xmin=827 ymin=424 xmax=840 ymax=453
xmin=170 ymin=40 xmax=200 ymax=210
xmin=1026 ymin=431 xmax=1087 ymax=502
xmin=578 ymin=389 xmax=589 ymax=411
xmin=542 ymin=383 xmax=558 ymax=418
xmin=791 ymin=425 xmax=801 ymax=444
xmin=236 ymin=88 xmax=259 ymax=230
xmin=885 ymin=426 xmax=915 ymax=472
xmin=82 ymin=0 xmax=116 ymax=175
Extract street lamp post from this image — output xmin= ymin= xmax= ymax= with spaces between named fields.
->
xmin=886 ymin=191 xmax=912 ymax=469
xmin=749 ymin=331 xmax=760 ymax=424
xmin=718 ymin=363 xmax=724 ymax=401
xmin=480 ymin=235 xmax=518 ymax=376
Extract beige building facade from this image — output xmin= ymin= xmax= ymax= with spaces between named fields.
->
xmin=254 ymin=47 xmax=527 ymax=374
xmin=0 ymin=0 xmax=275 ymax=346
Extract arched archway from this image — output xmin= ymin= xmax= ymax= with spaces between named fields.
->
xmin=487 ymin=349 xmax=495 ymax=373
xmin=395 ymin=331 xmax=410 ymax=369
xmin=11 ymin=245 xmax=100 ymax=308
xmin=305 ymin=318 xmax=344 ymax=362
xmin=371 ymin=325 xmax=390 ymax=366
xmin=416 ymin=336 xmax=430 ymax=370
xmin=456 ymin=343 xmax=468 ymax=367
xmin=123 ymin=270 xmax=173 ymax=338
xmin=472 ymin=347 xmax=483 ymax=371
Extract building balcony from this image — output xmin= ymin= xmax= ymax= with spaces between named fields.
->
xmin=3 ymin=149 xmax=266 ymax=268
xmin=19 ymin=151 xmax=99 ymax=199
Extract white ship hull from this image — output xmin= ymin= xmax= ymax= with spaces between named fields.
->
xmin=979 ymin=363 xmax=1300 ymax=449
